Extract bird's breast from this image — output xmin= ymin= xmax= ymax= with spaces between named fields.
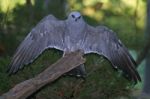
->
xmin=65 ymin=35 xmax=83 ymax=52
xmin=64 ymin=24 xmax=86 ymax=52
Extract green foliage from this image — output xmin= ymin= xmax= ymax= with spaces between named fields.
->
xmin=0 ymin=57 xmax=11 ymax=93
xmin=0 ymin=53 xmax=133 ymax=98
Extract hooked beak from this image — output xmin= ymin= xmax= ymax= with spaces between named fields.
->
xmin=75 ymin=18 xmax=78 ymax=22
xmin=75 ymin=16 xmax=81 ymax=22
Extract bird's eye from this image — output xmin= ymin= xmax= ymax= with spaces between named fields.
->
xmin=71 ymin=15 xmax=75 ymax=18
xmin=78 ymin=16 xmax=81 ymax=19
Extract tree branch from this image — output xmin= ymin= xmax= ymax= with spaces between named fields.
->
xmin=0 ymin=50 xmax=85 ymax=99
xmin=136 ymin=39 xmax=150 ymax=66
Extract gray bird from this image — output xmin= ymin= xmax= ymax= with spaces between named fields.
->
xmin=8 ymin=11 xmax=141 ymax=83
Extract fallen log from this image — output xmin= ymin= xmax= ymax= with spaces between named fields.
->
xmin=1 ymin=50 xmax=85 ymax=99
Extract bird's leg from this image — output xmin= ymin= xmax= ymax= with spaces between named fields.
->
xmin=64 ymin=64 xmax=87 ymax=79
xmin=63 ymin=49 xmax=86 ymax=78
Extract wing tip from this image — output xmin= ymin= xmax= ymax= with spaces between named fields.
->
xmin=127 ymin=69 xmax=141 ymax=84
xmin=6 ymin=63 xmax=19 ymax=75
xmin=134 ymin=72 xmax=142 ymax=84
xmin=123 ymin=72 xmax=141 ymax=85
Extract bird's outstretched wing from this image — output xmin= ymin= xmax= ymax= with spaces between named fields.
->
xmin=8 ymin=15 xmax=66 ymax=74
xmin=83 ymin=25 xmax=141 ymax=83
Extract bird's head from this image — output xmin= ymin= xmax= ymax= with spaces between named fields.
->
xmin=68 ymin=11 xmax=83 ymax=22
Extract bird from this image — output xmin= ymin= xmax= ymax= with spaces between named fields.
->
xmin=8 ymin=11 xmax=141 ymax=83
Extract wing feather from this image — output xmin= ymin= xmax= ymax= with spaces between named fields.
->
xmin=83 ymin=25 xmax=141 ymax=83
xmin=8 ymin=15 xmax=65 ymax=74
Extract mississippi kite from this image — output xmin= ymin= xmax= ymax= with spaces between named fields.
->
xmin=8 ymin=11 xmax=141 ymax=83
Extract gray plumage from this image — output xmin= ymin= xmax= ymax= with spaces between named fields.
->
xmin=8 ymin=11 xmax=141 ymax=83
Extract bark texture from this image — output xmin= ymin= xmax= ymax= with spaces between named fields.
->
xmin=0 ymin=50 xmax=85 ymax=99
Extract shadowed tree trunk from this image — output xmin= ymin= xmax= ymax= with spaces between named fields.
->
xmin=26 ymin=0 xmax=33 ymax=21
xmin=34 ymin=0 xmax=67 ymax=19
xmin=136 ymin=39 xmax=150 ymax=65
xmin=137 ymin=0 xmax=150 ymax=98
xmin=44 ymin=0 xmax=67 ymax=18
xmin=142 ymin=0 xmax=150 ymax=95
xmin=0 ymin=43 xmax=5 ymax=56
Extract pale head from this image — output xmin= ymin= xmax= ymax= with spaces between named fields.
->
xmin=66 ymin=11 xmax=85 ymax=34
xmin=68 ymin=11 xmax=82 ymax=22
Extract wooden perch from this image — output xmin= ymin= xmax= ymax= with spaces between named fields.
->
xmin=1 ymin=50 xmax=85 ymax=99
